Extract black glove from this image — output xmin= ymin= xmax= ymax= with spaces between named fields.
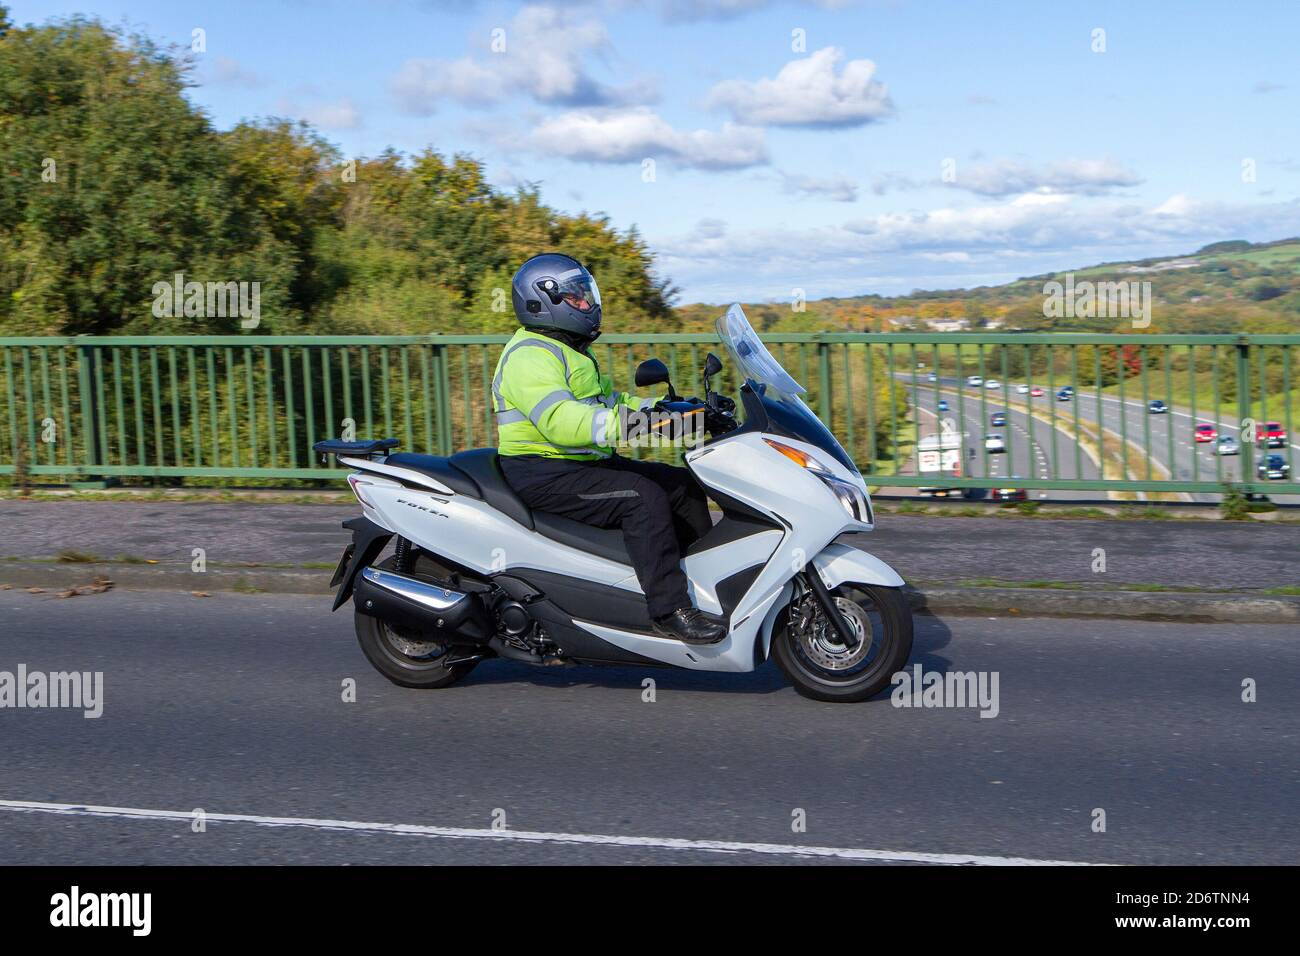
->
xmin=645 ymin=401 xmax=706 ymax=443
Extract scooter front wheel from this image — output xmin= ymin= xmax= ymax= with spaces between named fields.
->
xmin=772 ymin=584 xmax=913 ymax=703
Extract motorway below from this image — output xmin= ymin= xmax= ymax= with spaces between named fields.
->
xmin=1 ymin=589 xmax=1296 ymax=865
xmin=895 ymin=375 xmax=1298 ymax=504
xmin=906 ymin=383 xmax=1102 ymax=501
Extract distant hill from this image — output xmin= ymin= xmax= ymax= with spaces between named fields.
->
xmin=673 ymin=238 xmax=1300 ymax=334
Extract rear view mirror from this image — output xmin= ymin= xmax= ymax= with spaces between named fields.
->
xmin=635 ymin=358 xmax=670 ymax=388
xmin=703 ymin=352 xmax=722 ymax=380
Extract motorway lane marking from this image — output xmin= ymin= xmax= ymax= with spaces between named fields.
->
xmin=0 ymin=798 xmax=1106 ymax=866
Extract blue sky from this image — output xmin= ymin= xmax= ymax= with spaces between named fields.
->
xmin=10 ymin=0 xmax=1300 ymax=303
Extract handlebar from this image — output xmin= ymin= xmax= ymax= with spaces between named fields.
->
xmin=654 ymin=393 xmax=737 ymax=437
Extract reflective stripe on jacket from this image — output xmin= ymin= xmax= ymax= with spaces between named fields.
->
xmin=493 ymin=329 xmax=642 ymax=459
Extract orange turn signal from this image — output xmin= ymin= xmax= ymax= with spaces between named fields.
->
xmin=763 ymin=438 xmax=815 ymax=469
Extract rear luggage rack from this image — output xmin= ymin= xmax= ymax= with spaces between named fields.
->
xmin=313 ymin=438 xmax=399 ymax=461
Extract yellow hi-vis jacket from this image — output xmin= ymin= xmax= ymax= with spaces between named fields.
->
xmin=493 ymin=329 xmax=644 ymax=459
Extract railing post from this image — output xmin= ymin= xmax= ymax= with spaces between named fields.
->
xmin=1236 ymin=335 xmax=1253 ymax=490
xmin=816 ymin=336 xmax=832 ymax=426
xmin=74 ymin=336 xmax=106 ymax=486
xmin=432 ymin=341 xmax=452 ymax=456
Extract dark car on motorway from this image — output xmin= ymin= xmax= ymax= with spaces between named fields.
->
xmin=1056 ymin=387 xmax=1073 ymax=401
xmin=1148 ymin=399 xmax=1168 ymax=413
xmin=991 ymin=481 xmax=1028 ymax=502
xmin=991 ymin=411 xmax=1008 ymax=426
xmin=1257 ymin=454 xmax=1290 ymax=480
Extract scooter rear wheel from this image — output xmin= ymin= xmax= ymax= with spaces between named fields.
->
xmin=353 ymin=557 xmax=480 ymax=689
xmin=772 ymin=584 xmax=913 ymax=703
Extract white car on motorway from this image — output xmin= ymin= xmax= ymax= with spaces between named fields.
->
xmin=985 ymin=379 xmax=1002 ymax=390
xmin=1016 ymin=384 xmax=1030 ymax=394
xmin=966 ymin=375 xmax=983 ymax=387
xmin=985 ymin=433 xmax=1006 ymax=452
xmin=1217 ymin=436 xmax=1239 ymax=456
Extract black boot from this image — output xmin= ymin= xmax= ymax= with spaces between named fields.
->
xmin=652 ymin=607 xmax=727 ymax=645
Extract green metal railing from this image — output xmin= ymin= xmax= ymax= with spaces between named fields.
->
xmin=0 ymin=333 xmax=1297 ymax=496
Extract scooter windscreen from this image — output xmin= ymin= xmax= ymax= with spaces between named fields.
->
xmin=716 ymin=303 xmax=860 ymax=477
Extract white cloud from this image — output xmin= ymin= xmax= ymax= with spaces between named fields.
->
xmin=1151 ymin=193 xmax=1196 ymax=216
xmin=652 ymin=0 xmax=858 ymax=21
xmin=392 ymin=58 xmax=506 ymax=110
xmin=705 ymin=47 xmax=893 ymax=128
xmin=780 ymin=171 xmax=858 ymax=202
xmin=300 ymin=98 xmax=362 ymax=131
xmin=208 ymin=56 xmax=263 ymax=89
xmin=657 ymin=0 xmax=768 ymax=19
xmin=870 ymin=158 xmax=1143 ymax=198
xmin=948 ymin=158 xmax=1143 ymax=197
xmin=391 ymin=5 xmax=654 ymax=114
xmin=652 ymin=193 xmax=1300 ymax=300
xmin=692 ymin=217 xmax=728 ymax=239
xmin=531 ymin=108 xmax=768 ymax=169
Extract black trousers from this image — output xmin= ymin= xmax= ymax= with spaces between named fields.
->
xmin=499 ymin=454 xmax=712 ymax=619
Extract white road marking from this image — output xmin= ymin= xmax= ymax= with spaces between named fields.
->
xmin=0 ymin=798 xmax=1106 ymax=866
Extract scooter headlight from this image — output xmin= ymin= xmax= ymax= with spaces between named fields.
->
xmin=821 ymin=473 xmax=872 ymax=523
xmin=764 ymin=438 xmax=871 ymax=523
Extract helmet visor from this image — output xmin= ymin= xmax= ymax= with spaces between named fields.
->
xmin=548 ymin=268 xmax=601 ymax=314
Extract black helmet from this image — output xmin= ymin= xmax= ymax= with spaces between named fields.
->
xmin=511 ymin=253 xmax=602 ymax=341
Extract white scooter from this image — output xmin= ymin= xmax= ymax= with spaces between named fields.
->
xmin=316 ymin=305 xmax=912 ymax=702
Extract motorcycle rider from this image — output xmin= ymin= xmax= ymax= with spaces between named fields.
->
xmin=492 ymin=253 xmax=727 ymax=645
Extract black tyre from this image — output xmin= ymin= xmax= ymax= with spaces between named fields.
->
xmin=771 ymin=584 xmax=913 ymax=703
xmin=353 ymin=557 xmax=480 ymax=689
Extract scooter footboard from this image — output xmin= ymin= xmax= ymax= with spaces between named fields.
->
xmin=810 ymin=541 xmax=906 ymax=590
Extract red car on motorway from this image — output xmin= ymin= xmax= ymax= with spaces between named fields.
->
xmin=1260 ymin=422 xmax=1287 ymax=448
xmin=1029 ymin=387 xmax=1045 ymax=397
xmin=1194 ymin=423 xmax=1217 ymax=443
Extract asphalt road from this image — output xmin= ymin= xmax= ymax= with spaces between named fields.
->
xmin=1 ymin=589 xmax=1296 ymax=865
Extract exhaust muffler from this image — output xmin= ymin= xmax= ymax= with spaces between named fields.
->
xmin=353 ymin=566 xmax=491 ymax=642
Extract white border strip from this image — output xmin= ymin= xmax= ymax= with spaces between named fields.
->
xmin=0 ymin=799 xmax=1104 ymax=866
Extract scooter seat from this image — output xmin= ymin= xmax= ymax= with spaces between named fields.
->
xmin=447 ymin=448 xmax=535 ymax=530
xmin=385 ymin=452 xmax=482 ymax=499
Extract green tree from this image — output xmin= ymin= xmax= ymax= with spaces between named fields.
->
xmin=0 ymin=17 xmax=302 ymax=334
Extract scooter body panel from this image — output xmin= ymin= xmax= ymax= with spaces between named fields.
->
xmin=812 ymin=542 xmax=907 ymax=590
